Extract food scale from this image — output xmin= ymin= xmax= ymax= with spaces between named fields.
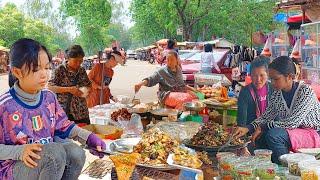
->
xmin=183 ymin=101 xmax=206 ymax=123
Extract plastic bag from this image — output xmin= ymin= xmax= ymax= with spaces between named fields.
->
xmin=150 ymin=121 xmax=201 ymax=141
xmin=109 ymin=114 xmax=143 ymax=136
xmin=165 ymin=92 xmax=197 ymax=110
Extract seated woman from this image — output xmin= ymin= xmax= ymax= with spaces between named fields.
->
xmin=235 ymin=56 xmax=320 ymax=164
xmin=237 ymin=56 xmax=272 ymax=154
xmin=86 ymin=51 xmax=123 ymax=108
xmin=134 ymin=52 xmax=197 ymax=109
xmin=48 ymin=45 xmax=91 ymax=124
xmin=237 ymin=56 xmax=272 ymax=127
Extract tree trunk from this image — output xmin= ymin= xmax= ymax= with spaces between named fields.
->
xmin=183 ymin=25 xmax=192 ymax=41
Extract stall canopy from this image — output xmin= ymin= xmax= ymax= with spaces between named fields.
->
xmin=204 ymin=39 xmax=234 ymax=48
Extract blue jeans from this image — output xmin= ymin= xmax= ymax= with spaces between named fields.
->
xmin=251 ymin=128 xmax=291 ymax=164
xmin=13 ymin=142 xmax=86 ymax=180
xmin=265 ymin=128 xmax=291 ymax=164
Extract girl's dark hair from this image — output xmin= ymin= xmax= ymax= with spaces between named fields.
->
xmin=10 ymin=38 xmax=51 ymax=72
xmin=269 ymin=56 xmax=296 ymax=76
xmin=167 ymin=39 xmax=175 ymax=49
xmin=9 ymin=38 xmax=51 ymax=87
xmin=204 ymin=44 xmax=213 ymax=52
xmin=250 ymin=55 xmax=270 ymax=74
xmin=65 ymin=45 xmax=85 ymax=59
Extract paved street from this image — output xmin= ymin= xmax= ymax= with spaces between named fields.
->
xmin=0 ymin=60 xmax=159 ymax=102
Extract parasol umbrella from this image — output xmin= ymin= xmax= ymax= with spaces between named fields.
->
xmin=290 ymin=39 xmax=301 ymax=59
xmin=261 ymin=36 xmax=272 ymax=57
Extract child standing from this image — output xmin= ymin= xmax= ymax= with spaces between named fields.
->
xmin=0 ymin=38 xmax=106 ymax=180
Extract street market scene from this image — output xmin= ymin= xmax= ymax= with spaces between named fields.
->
xmin=2 ymin=0 xmax=320 ymax=179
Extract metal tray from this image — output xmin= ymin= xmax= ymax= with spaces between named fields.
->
xmin=136 ymin=163 xmax=176 ymax=170
xmin=182 ymin=139 xmax=250 ymax=153
xmin=107 ymin=137 xmax=141 ymax=154
xmin=150 ymin=108 xmax=179 ymax=116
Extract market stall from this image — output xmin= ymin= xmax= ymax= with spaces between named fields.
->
xmin=0 ymin=46 xmax=9 ymax=74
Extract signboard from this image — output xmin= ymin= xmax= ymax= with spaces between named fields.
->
xmin=177 ymin=26 xmax=183 ymax=35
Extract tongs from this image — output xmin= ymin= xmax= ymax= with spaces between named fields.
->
xmin=218 ymin=127 xmax=235 ymax=152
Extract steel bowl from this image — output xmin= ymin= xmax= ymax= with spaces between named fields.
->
xmin=183 ymin=101 xmax=206 ymax=112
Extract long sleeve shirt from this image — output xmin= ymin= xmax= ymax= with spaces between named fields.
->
xmin=247 ymin=81 xmax=320 ymax=133
xmin=0 ymin=85 xmax=91 ymax=180
xmin=144 ymin=66 xmax=186 ymax=103
xmin=237 ymin=83 xmax=272 ymax=127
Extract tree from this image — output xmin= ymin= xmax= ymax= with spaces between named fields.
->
xmin=0 ymin=2 xmax=72 ymax=54
xmin=0 ymin=3 xmax=25 ymax=47
xmin=130 ymin=0 xmax=277 ymax=46
xmin=60 ymin=0 xmax=112 ymax=54
xmin=107 ymin=23 xmax=132 ymax=50
xmin=172 ymin=0 xmax=213 ymax=41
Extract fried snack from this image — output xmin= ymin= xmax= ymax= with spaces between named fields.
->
xmin=134 ymin=130 xmax=179 ymax=165
xmin=190 ymin=121 xmax=244 ymax=147
xmin=196 ymin=151 xmax=212 ymax=165
xmin=111 ymin=108 xmax=131 ymax=121
xmin=173 ymin=147 xmax=202 ymax=169
xmin=110 ymin=153 xmax=140 ymax=180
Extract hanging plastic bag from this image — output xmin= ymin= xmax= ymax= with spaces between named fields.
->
xmin=109 ymin=113 xmax=143 ymax=136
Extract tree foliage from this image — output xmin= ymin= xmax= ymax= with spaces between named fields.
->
xmin=60 ymin=0 xmax=112 ymax=54
xmin=0 ymin=3 xmax=71 ymax=54
xmin=130 ymin=0 xmax=277 ymax=45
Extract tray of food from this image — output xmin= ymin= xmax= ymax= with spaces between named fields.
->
xmin=82 ymin=159 xmax=113 ymax=179
xmin=202 ymin=97 xmax=237 ymax=108
xmin=150 ymin=108 xmax=179 ymax=116
xmin=167 ymin=146 xmax=203 ymax=174
xmin=133 ymin=129 xmax=179 ymax=170
xmin=183 ymin=121 xmax=249 ymax=152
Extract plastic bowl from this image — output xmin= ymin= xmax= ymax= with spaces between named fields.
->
xmin=254 ymin=149 xmax=272 ymax=161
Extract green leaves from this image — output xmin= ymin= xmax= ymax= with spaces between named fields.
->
xmin=130 ymin=0 xmax=276 ymax=45
xmin=0 ymin=3 xmax=72 ymax=54
xmin=60 ymin=0 xmax=112 ymax=54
